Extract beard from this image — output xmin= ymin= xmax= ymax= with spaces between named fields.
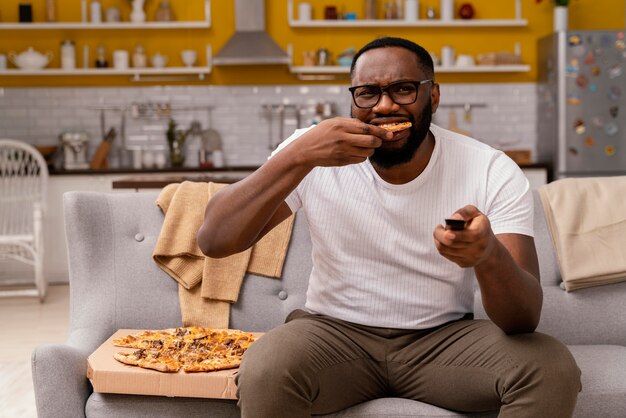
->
xmin=367 ymin=102 xmax=433 ymax=169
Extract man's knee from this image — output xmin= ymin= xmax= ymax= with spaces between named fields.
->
xmin=506 ymin=332 xmax=581 ymax=396
xmin=237 ymin=324 xmax=315 ymax=397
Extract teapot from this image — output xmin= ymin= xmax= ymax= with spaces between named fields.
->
xmin=8 ymin=47 xmax=53 ymax=71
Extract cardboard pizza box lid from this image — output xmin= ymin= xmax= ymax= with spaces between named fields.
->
xmin=87 ymin=329 xmax=261 ymax=399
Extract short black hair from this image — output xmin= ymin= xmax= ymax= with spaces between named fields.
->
xmin=350 ymin=37 xmax=434 ymax=80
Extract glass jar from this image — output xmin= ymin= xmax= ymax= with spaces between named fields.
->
xmin=132 ymin=43 xmax=147 ymax=68
xmin=155 ymin=1 xmax=175 ymax=22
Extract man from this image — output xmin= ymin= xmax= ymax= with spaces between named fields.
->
xmin=197 ymin=37 xmax=580 ymax=418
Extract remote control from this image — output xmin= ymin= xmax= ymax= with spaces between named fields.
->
xmin=444 ymin=218 xmax=466 ymax=231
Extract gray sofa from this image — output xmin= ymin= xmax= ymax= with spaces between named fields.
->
xmin=33 ymin=190 xmax=626 ymax=418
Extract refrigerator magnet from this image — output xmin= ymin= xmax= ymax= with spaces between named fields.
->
xmin=568 ymin=34 xmax=583 ymax=46
xmin=584 ymin=52 xmax=595 ymax=65
xmin=616 ymin=40 xmax=625 ymax=50
xmin=591 ymin=66 xmax=601 ymax=76
xmin=609 ymin=106 xmax=619 ymax=118
xmin=567 ymin=95 xmax=581 ymax=105
xmin=576 ymin=74 xmax=589 ymax=88
xmin=585 ymin=136 xmax=595 ymax=147
xmin=608 ymin=86 xmax=622 ymax=101
xmin=575 ymin=119 xmax=586 ymax=134
xmin=589 ymin=83 xmax=598 ymax=93
xmin=592 ymin=116 xmax=604 ymax=128
xmin=609 ymin=65 xmax=622 ymax=79
xmin=605 ymin=145 xmax=616 ymax=157
xmin=604 ymin=122 xmax=619 ymax=136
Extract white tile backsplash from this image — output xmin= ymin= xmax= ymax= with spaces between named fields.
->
xmin=0 ymin=83 xmax=538 ymax=165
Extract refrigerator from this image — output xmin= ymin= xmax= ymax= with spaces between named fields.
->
xmin=537 ymin=31 xmax=626 ymax=179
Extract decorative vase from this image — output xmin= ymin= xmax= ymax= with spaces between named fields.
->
xmin=553 ymin=6 xmax=568 ymax=32
xmin=130 ymin=0 xmax=146 ymax=23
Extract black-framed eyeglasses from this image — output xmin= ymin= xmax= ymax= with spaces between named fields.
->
xmin=349 ymin=79 xmax=433 ymax=109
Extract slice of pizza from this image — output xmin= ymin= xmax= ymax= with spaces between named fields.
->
xmin=379 ymin=121 xmax=412 ymax=132
xmin=113 ymin=348 xmax=181 ymax=373
xmin=112 ymin=329 xmax=173 ymax=348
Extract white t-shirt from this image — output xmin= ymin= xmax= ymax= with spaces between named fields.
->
xmin=273 ymin=123 xmax=533 ymax=329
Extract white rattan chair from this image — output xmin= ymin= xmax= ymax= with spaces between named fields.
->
xmin=0 ymin=139 xmax=48 ymax=301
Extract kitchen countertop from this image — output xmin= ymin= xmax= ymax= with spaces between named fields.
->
xmin=49 ymin=166 xmax=260 ymax=176
xmin=111 ymin=174 xmax=248 ymax=189
xmin=108 ymin=163 xmax=552 ymax=189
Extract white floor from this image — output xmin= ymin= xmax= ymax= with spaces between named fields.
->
xmin=0 ymin=284 xmax=70 ymax=418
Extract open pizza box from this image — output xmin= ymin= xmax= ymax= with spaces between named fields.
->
xmin=87 ymin=329 xmax=261 ymax=399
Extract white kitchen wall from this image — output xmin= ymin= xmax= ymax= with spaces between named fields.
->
xmin=0 ymin=83 xmax=537 ymax=166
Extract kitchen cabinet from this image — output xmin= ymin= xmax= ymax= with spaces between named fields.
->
xmin=287 ymin=0 xmax=529 ymax=78
xmin=0 ymin=0 xmax=212 ymax=81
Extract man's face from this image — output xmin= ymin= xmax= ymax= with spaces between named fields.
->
xmin=350 ymin=47 xmax=438 ymax=169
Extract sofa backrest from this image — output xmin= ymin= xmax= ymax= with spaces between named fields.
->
xmin=475 ymin=191 xmax=626 ymax=346
xmin=64 ymin=190 xmax=625 ymax=347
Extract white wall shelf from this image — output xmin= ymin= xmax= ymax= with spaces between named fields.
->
xmin=0 ymin=21 xmax=209 ymax=30
xmin=0 ymin=0 xmax=211 ymax=29
xmin=287 ymin=0 xmax=526 ymax=27
xmin=1 ymin=46 xmax=213 ymax=81
xmin=290 ymin=64 xmax=530 ymax=75
xmin=0 ymin=67 xmax=211 ymax=79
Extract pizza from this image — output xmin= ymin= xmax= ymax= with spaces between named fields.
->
xmin=379 ymin=121 xmax=412 ymax=132
xmin=112 ymin=327 xmax=257 ymax=373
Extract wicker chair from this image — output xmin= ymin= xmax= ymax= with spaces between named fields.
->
xmin=0 ymin=139 xmax=49 ymax=301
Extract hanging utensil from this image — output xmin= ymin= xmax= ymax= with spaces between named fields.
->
xmin=463 ymin=103 xmax=472 ymax=122
xmin=201 ymin=107 xmax=223 ymax=152
xmin=277 ymin=104 xmax=285 ymax=150
xmin=100 ymin=109 xmax=106 ymax=139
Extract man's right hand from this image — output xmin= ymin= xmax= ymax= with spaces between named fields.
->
xmin=288 ymin=117 xmax=393 ymax=168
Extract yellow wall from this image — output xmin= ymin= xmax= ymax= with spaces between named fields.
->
xmin=0 ymin=0 xmax=623 ymax=87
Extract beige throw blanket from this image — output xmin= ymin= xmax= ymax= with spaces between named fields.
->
xmin=538 ymin=176 xmax=626 ymax=291
xmin=153 ymin=181 xmax=295 ymax=327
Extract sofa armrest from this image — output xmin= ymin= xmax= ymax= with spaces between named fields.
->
xmin=32 ymin=343 xmax=91 ymax=418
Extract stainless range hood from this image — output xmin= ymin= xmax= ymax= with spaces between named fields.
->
xmin=213 ymin=0 xmax=290 ymax=66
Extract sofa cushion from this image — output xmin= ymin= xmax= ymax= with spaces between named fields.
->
xmin=85 ymin=393 xmax=497 ymax=418
xmin=85 ymin=393 xmax=240 ymax=417
xmin=568 ymin=345 xmax=626 ymax=418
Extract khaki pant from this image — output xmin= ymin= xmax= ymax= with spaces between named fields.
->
xmin=236 ymin=309 xmax=581 ymax=418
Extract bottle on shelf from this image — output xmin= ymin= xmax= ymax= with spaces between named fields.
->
xmin=363 ymin=0 xmax=376 ymax=19
xmin=46 ymin=0 xmax=57 ymax=22
xmin=61 ymin=40 xmax=76 ymax=70
xmin=90 ymin=0 xmax=102 ymax=23
xmin=95 ymin=43 xmax=108 ymax=68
